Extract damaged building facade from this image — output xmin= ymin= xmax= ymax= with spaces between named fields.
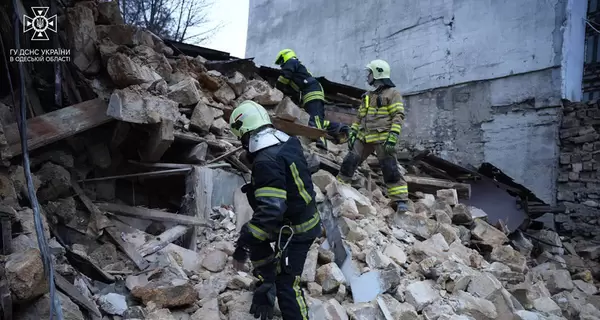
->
xmin=246 ymin=0 xmax=589 ymax=206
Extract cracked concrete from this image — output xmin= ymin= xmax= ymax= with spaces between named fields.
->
xmin=246 ymin=0 xmax=586 ymax=204
xmin=247 ymin=0 xmax=570 ymax=95
xmin=402 ymin=68 xmax=562 ymax=205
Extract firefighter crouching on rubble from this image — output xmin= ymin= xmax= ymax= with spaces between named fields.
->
xmin=229 ymin=100 xmax=322 ymax=320
xmin=336 ymin=59 xmax=409 ymax=213
xmin=274 ymin=48 xmax=349 ymax=150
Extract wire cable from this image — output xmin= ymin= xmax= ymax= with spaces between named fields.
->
xmin=9 ymin=1 xmax=63 ymax=318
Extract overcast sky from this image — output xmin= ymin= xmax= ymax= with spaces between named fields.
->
xmin=198 ymin=0 xmax=250 ymax=58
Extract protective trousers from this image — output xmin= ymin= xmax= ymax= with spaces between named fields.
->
xmin=304 ymin=99 xmax=346 ymax=146
xmin=250 ymin=236 xmax=315 ymax=320
xmin=338 ymin=140 xmax=408 ymax=201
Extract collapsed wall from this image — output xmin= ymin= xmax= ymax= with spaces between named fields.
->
xmin=401 ymin=69 xmax=563 ymax=207
xmin=246 ymin=0 xmax=590 ymax=207
xmin=556 ymin=100 xmax=600 ymax=238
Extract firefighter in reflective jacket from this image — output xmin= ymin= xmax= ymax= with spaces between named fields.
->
xmin=275 ymin=49 xmax=349 ymax=150
xmin=229 ymin=100 xmax=321 ymax=320
xmin=337 ymin=59 xmax=409 ymax=212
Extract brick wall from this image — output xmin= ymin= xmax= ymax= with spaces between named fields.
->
xmin=556 ymin=100 xmax=600 ymax=237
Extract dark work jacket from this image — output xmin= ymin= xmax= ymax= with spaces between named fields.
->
xmin=276 ymin=58 xmax=323 ymax=102
xmin=240 ymin=136 xmax=321 ymax=245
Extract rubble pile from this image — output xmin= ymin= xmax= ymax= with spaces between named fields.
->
xmin=4 ymin=140 xmax=600 ymax=320
xmin=0 ymin=1 xmax=600 ymax=320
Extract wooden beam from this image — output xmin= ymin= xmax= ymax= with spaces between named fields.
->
xmin=104 ymin=226 xmax=149 ymax=270
xmin=78 ymin=168 xmax=191 ymax=182
xmin=2 ymin=99 xmax=111 ymax=159
xmin=404 ymin=175 xmax=471 ymax=199
xmin=174 ymin=131 xmax=234 ymax=150
xmin=218 ymin=107 xmax=327 ymax=139
xmin=128 ymin=161 xmax=231 ymax=170
xmin=138 ymin=225 xmax=189 ymax=257
xmin=181 ymin=166 xmax=213 ymax=251
xmin=417 ymin=160 xmax=456 ymax=181
xmin=527 ymin=205 xmax=566 ymax=214
xmin=207 ymin=146 xmax=243 ymax=164
xmin=96 ymin=202 xmax=208 ymax=226
xmin=226 ymin=156 xmax=251 ymax=173
xmin=65 ymin=247 xmax=115 ymax=282
xmin=54 ymin=273 xmax=102 ymax=318
xmin=324 ymin=110 xmax=357 ymax=126
xmin=71 ymin=180 xmax=113 ymax=235
xmin=140 ymin=120 xmax=174 ymax=162
xmin=72 ymin=180 xmax=147 ymax=270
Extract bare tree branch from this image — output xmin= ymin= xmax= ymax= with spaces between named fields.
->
xmin=120 ymin=0 xmax=222 ymax=44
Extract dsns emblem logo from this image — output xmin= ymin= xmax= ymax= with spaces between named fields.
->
xmin=23 ymin=7 xmax=57 ymax=41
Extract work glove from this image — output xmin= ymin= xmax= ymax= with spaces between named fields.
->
xmin=347 ymin=129 xmax=357 ymax=150
xmin=384 ymin=132 xmax=399 ymax=154
xmin=232 ymin=245 xmax=248 ymax=271
xmin=241 ymin=183 xmax=258 ymax=210
xmin=232 ymin=244 xmax=248 ymax=262
xmin=250 ymin=282 xmax=276 ymax=320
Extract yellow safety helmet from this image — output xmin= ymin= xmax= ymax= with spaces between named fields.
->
xmin=275 ymin=49 xmax=296 ymax=65
xmin=365 ymin=59 xmax=395 ymax=87
xmin=229 ymin=100 xmax=272 ymax=138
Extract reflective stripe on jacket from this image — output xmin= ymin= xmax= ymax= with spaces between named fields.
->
xmin=243 ymin=135 xmax=321 ymax=243
xmin=276 ymin=58 xmax=325 ymax=106
xmin=351 ymin=86 xmax=405 ymax=144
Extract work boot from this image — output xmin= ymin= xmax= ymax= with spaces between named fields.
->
xmin=336 ymin=175 xmax=351 ymax=185
xmin=316 ymin=138 xmax=328 ymax=151
xmin=396 ymin=201 xmax=408 ymax=214
xmin=331 ymin=126 xmax=350 ymax=144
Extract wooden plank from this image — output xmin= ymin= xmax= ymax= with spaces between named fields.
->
xmin=181 ymin=166 xmax=213 ymax=250
xmin=138 ymin=225 xmax=189 ymax=257
xmin=3 ymin=99 xmax=111 ymax=159
xmin=65 ymin=247 xmax=115 ymax=282
xmin=527 ymin=205 xmax=566 ymax=214
xmin=422 ymin=153 xmax=480 ymax=179
xmin=104 ymin=226 xmax=149 ymax=270
xmin=417 ymin=160 xmax=456 ymax=181
xmin=218 ymin=107 xmax=327 ymax=139
xmin=140 ymin=120 xmax=174 ymax=162
xmin=71 ymin=180 xmax=113 ymax=236
xmin=174 ymin=131 xmax=233 ymax=150
xmin=96 ymin=202 xmax=208 ymax=226
xmin=128 ymin=161 xmax=231 ymax=170
xmin=78 ymin=168 xmax=191 ymax=182
xmin=207 ymin=146 xmax=243 ymax=164
xmin=226 ymin=156 xmax=251 ymax=173
xmin=404 ymin=175 xmax=471 ymax=199
xmin=54 ymin=273 xmax=102 ymax=317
